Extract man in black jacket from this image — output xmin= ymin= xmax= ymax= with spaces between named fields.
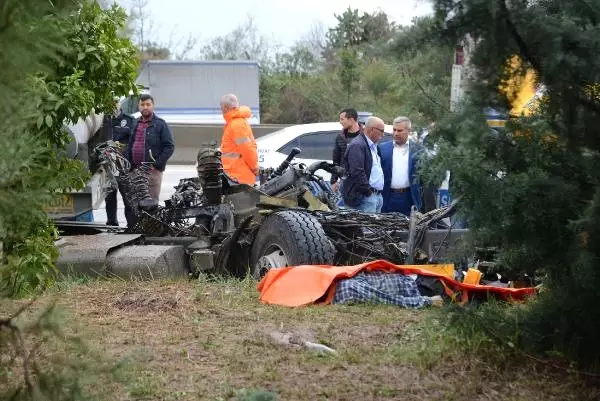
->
xmin=331 ymin=108 xmax=362 ymax=190
xmin=340 ymin=116 xmax=385 ymax=213
xmin=125 ymin=94 xmax=175 ymax=226
xmin=127 ymin=94 xmax=175 ymax=196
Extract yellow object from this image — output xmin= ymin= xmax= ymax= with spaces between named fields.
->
xmin=487 ymin=119 xmax=507 ymax=128
xmin=42 ymin=194 xmax=74 ymax=214
xmin=463 ymin=268 xmax=482 ymax=285
xmin=499 ymin=55 xmax=600 ymax=120
xmin=498 ymin=56 xmax=541 ymax=118
xmin=414 ymin=264 xmax=455 ymax=280
xmin=497 ymin=56 xmax=561 ymax=145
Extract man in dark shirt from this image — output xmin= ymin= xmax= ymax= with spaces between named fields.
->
xmin=331 ymin=108 xmax=362 ymax=191
xmin=105 ymin=99 xmax=133 ymax=226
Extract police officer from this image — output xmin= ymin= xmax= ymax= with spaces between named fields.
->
xmin=105 ymin=98 xmax=133 ymax=226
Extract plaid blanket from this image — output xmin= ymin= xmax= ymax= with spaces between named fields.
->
xmin=332 ymin=271 xmax=432 ymax=309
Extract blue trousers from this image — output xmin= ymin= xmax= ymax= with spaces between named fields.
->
xmin=386 ymin=191 xmax=414 ymax=216
xmin=347 ymin=193 xmax=383 ymax=213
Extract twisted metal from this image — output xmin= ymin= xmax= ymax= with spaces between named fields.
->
xmin=125 ymin=176 xmax=203 ymax=237
xmin=122 ymin=147 xmax=227 ymax=237
xmin=130 ymin=207 xmax=195 ymax=237
xmin=123 ymin=146 xmax=228 ymax=237
xmin=91 ymin=141 xmax=192 ymax=236
xmin=310 ymin=206 xmax=453 ymax=264
xmin=92 ymin=140 xmax=130 ymax=192
xmin=117 ymin=161 xmax=155 ymax=219
xmin=309 ymin=210 xmax=411 ymax=263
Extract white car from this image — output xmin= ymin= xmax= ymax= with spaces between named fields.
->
xmin=256 ymin=122 xmax=394 ymax=181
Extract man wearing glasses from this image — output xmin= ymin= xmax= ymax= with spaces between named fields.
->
xmin=340 ymin=116 xmax=386 ymax=213
xmin=380 ymin=116 xmax=424 ymax=215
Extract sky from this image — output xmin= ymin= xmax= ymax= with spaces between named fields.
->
xmin=118 ymin=0 xmax=433 ymax=55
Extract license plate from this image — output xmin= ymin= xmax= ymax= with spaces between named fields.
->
xmin=43 ymin=194 xmax=74 ymax=214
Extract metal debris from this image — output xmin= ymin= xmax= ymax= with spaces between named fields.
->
xmin=92 ymin=141 xmax=457 ymax=267
xmin=268 ymin=331 xmax=338 ymax=355
xmin=309 ymin=206 xmax=455 ymax=265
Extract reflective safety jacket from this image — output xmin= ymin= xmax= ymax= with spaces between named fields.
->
xmin=220 ymin=106 xmax=258 ymax=185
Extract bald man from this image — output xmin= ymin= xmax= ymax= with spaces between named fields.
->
xmin=340 ymin=116 xmax=386 ymax=213
xmin=219 ymin=93 xmax=259 ymax=185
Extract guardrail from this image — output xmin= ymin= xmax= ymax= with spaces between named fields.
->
xmin=169 ymin=124 xmax=290 ymax=164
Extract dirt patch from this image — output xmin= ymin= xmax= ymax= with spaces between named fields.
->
xmin=2 ymin=278 xmax=599 ymax=401
xmin=112 ymin=288 xmax=185 ymax=313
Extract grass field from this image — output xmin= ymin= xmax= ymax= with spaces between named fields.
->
xmin=1 ymin=276 xmax=598 ymax=401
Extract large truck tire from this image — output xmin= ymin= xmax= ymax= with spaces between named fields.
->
xmin=250 ymin=210 xmax=335 ymax=279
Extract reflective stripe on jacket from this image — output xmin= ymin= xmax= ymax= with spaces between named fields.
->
xmin=220 ymin=106 xmax=258 ymax=185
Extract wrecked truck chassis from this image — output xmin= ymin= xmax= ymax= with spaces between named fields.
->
xmin=55 ymin=144 xmax=467 ymax=279
xmin=56 ymin=212 xmax=466 ymax=280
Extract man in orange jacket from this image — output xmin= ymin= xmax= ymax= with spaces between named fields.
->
xmin=219 ymin=93 xmax=259 ymax=185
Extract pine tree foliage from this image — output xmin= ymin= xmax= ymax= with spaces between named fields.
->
xmin=428 ymin=0 xmax=600 ymax=367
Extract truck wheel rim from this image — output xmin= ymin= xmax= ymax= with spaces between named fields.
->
xmin=256 ymin=245 xmax=289 ymax=277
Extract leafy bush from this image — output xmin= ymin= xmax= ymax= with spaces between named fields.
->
xmin=0 ymin=0 xmax=138 ymax=297
xmin=0 ymin=220 xmax=59 ymax=296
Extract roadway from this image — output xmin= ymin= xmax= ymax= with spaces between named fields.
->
xmin=93 ymin=164 xmax=197 ymax=226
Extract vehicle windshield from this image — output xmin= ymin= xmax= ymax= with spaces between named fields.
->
xmin=255 ymin=127 xmax=288 ymax=142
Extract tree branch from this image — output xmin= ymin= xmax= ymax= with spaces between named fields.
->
xmin=0 ymin=299 xmax=38 ymax=392
xmin=499 ymin=0 xmax=542 ymax=74
xmin=401 ymin=65 xmax=450 ymax=112
xmin=0 ymin=298 xmax=36 ymax=327
xmin=414 ymin=76 xmax=451 ymax=112
xmin=0 ymin=0 xmax=17 ymax=36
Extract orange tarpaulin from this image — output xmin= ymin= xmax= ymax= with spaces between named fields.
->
xmin=257 ymin=260 xmax=536 ymax=307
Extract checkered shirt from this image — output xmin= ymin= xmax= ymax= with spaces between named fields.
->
xmin=332 ymin=271 xmax=432 ymax=309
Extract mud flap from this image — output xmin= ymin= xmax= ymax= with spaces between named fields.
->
xmin=55 ymin=234 xmax=142 ymax=276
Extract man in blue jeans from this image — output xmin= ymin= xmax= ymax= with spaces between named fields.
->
xmin=340 ymin=116 xmax=385 ymax=213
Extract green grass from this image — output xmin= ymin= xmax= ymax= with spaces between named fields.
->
xmin=1 ymin=275 xmax=599 ymax=400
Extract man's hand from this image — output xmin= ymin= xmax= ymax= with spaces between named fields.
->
xmin=332 ymin=181 xmax=339 ymax=193
xmin=430 ymin=295 xmax=444 ymax=307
